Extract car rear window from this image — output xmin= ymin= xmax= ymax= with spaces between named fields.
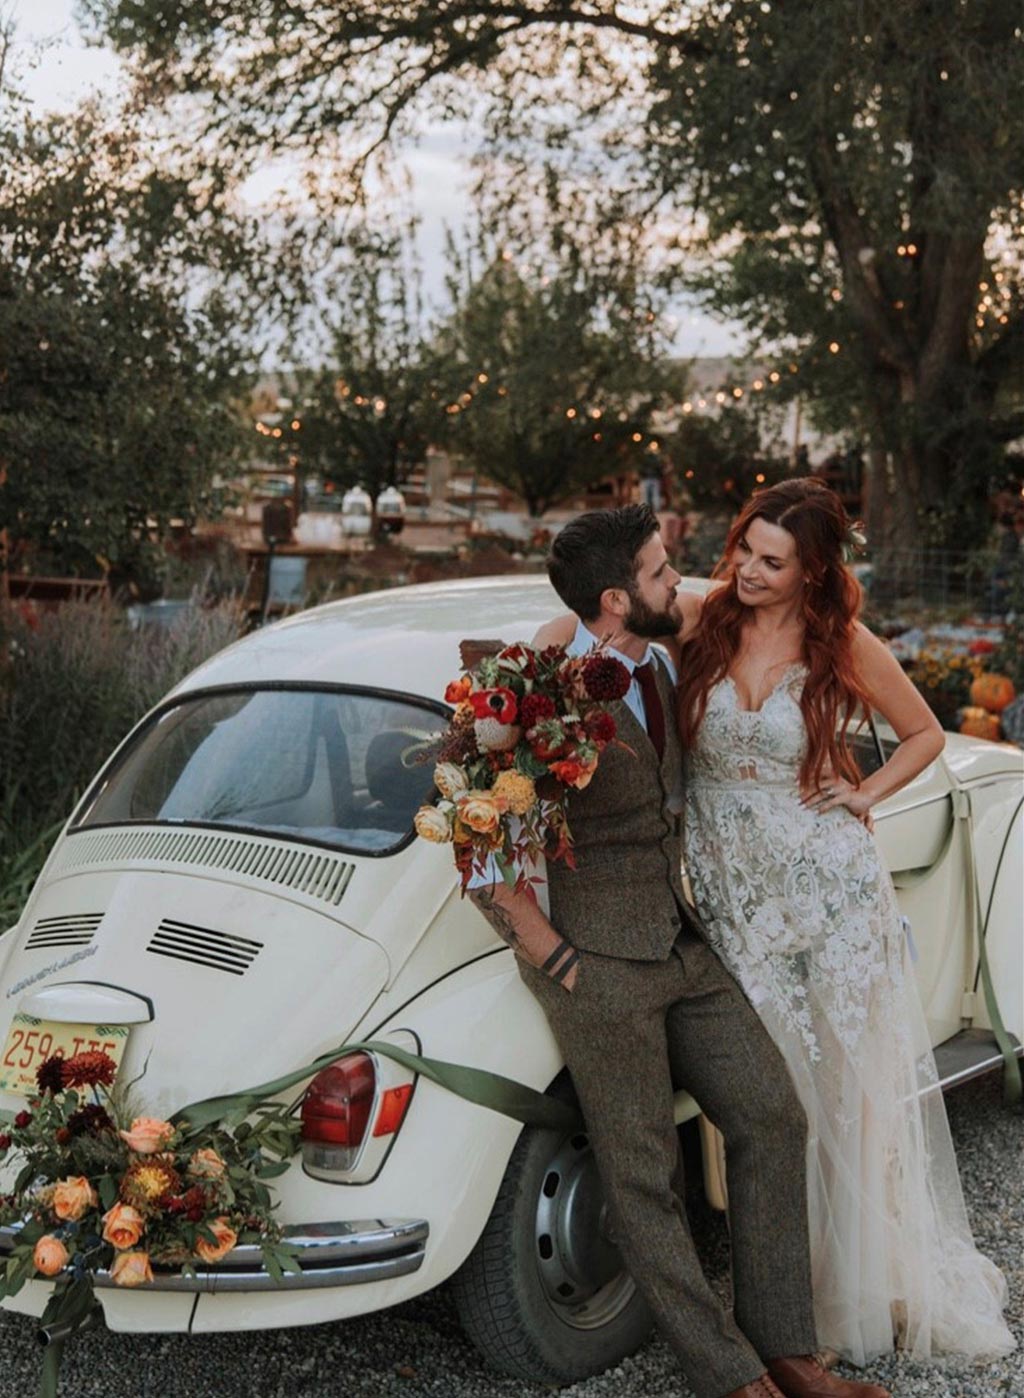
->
xmin=72 ymin=688 xmax=446 ymax=856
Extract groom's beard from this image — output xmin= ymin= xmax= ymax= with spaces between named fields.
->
xmin=624 ymin=590 xmax=682 ymax=638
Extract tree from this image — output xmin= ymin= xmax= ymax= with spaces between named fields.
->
xmin=435 ymin=227 xmax=674 ymax=516
xmin=0 ymin=97 xmax=272 ymax=593
xmin=87 ymin=0 xmax=1024 ymax=551
xmin=671 ymin=404 xmax=791 ymax=514
xmin=282 ymin=226 xmax=445 ymax=502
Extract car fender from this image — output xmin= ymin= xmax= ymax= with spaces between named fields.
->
xmin=966 ymin=775 xmax=1024 ymax=1042
xmin=356 ymin=948 xmax=564 ymax=1285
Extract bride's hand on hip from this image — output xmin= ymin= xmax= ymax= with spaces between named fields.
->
xmin=800 ymin=777 xmax=875 ymax=832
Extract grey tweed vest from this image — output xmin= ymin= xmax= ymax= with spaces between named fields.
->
xmin=547 ymin=655 xmax=693 ymax=960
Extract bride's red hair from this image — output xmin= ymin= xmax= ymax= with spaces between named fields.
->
xmin=676 ymin=477 xmax=871 ymax=789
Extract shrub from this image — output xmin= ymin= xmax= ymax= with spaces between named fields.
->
xmin=0 ymin=598 xmax=243 ymax=928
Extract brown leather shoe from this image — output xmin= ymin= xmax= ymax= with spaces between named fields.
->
xmin=725 ymin=1377 xmax=787 ymax=1398
xmin=767 ymin=1354 xmax=891 ymax=1398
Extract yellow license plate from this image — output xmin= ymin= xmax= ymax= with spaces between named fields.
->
xmin=0 ymin=1015 xmax=130 ymax=1097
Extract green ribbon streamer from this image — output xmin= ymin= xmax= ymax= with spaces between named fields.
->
xmin=172 ymin=1039 xmax=582 ymax=1136
xmin=39 ymin=1337 xmax=64 ymax=1398
xmin=965 ymin=790 xmax=1024 ymax=1108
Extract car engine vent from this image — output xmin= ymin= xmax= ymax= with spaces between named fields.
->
xmin=55 ymin=828 xmax=356 ymax=908
xmin=24 ymin=913 xmax=104 ymax=950
xmin=146 ymin=919 xmax=263 ymax=977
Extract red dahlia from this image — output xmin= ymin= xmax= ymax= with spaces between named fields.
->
xmin=182 ymin=1184 xmax=210 ymax=1222
xmin=582 ymin=654 xmax=631 ymax=702
xmin=67 ymin=1103 xmax=115 ymax=1138
xmin=520 ymin=692 xmax=557 ymax=729
xmin=36 ymin=1057 xmax=65 ymax=1095
xmin=61 ymin=1050 xmax=117 ymax=1088
xmin=584 ymin=710 xmax=617 ymax=744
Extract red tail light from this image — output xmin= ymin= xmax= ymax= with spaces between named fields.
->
xmin=301 ymin=1054 xmax=375 ymax=1151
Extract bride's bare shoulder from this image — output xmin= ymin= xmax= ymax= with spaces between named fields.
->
xmin=532 ymin=612 xmax=577 ymax=647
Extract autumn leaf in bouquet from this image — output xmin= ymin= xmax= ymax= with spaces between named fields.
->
xmin=414 ymin=641 xmax=631 ymax=889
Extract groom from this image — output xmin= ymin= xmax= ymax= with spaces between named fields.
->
xmin=469 ymin=506 xmax=888 ymax=1398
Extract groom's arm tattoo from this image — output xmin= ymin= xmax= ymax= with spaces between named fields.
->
xmin=469 ymin=885 xmax=578 ymax=982
xmin=469 ymin=886 xmax=522 ymax=951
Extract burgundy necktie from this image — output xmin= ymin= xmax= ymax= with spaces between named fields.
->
xmin=633 ymin=659 xmax=666 ymax=761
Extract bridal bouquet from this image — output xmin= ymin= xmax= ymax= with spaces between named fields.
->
xmin=414 ymin=641 xmax=631 ymax=890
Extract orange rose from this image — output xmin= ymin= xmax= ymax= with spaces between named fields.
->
xmin=110 ymin=1250 xmax=154 ymax=1287
xmin=52 ymin=1175 xmax=99 ymax=1222
xmin=414 ymin=805 xmax=453 ymax=843
xmin=119 ymin=1116 xmax=175 ymax=1154
xmin=549 ymin=758 xmax=583 ymax=785
xmin=570 ymin=757 xmax=598 ymax=790
xmin=444 ymin=676 xmax=472 ymax=704
xmin=102 ymin=1202 xmax=146 ymax=1250
xmin=187 ymin=1148 xmax=227 ymax=1180
xmin=457 ymin=792 xmax=507 ymax=835
xmin=548 ymin=756 xmax=598 ymax=789
xmin=194 ymin=1217 xmax=238 ymax=1264
xmin=33 ymin=1235 xmax=69 ymax=1277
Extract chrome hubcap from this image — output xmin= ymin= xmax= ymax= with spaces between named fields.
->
xmin=533 ymin=1130 xmax=636 ymax=1329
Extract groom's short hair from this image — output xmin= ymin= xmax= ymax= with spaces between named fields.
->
xmin=547 ymin=504 xmax=660 ymax=621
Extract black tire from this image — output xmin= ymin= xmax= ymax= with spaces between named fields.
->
xmin=452 ymin=1081 xmax=652 ymax=1384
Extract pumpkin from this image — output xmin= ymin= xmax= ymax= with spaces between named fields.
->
xmin=969 ymin=672 xmax=1016 ymax=713
xmin=959 ymin=706 xmax=1002 ymax=741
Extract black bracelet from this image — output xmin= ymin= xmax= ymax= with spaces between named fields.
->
xmin=541 ymin=939 xmax=572 ymax=973
xmin=551 ymin=950 xmax=579 ymax=984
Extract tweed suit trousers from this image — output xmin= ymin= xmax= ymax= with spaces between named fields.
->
xmin=520 ymin=934 xmax=818 ymax=1398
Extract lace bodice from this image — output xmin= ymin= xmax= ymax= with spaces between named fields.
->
xmin=687 ymin=662 xmax=807 ymax=788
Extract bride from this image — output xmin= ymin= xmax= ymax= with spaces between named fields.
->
xmin=537 ymin=476 xmax=1015 ymax=1364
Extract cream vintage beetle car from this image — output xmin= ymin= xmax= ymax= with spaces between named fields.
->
xmin=1 ymin=576 xmax=1022 ymax=1382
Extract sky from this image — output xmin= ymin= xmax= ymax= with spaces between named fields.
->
xmin=7 ymin=0 xmax=744 ymax=358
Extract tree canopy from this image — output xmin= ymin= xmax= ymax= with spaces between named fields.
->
xmin=0 ymin=96 xmax=276 ymax=591
xmin=436 ymin=226 xmax=675 ymax=516
xmin=87 ymin=0 xmax=1024 ymax=549
xmin=279 ymin=226 xmax=445 ymax=502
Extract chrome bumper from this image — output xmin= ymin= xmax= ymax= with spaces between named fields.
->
xmin=0 ymin=1218 xmax=428 ymax=1293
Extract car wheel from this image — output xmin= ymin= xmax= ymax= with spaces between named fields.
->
xmin=452 ymin=1082 xmax=652 ymax=1383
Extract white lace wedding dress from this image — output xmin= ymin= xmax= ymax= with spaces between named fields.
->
xmin=683 ymin=663 xmax=1015 ymax=1364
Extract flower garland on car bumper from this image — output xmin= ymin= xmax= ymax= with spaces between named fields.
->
xmin=0 ymin=1041 xmax=582 ymax=1398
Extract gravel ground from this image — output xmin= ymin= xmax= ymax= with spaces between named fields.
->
xmin=1 ymin=1075 xmax=1020 ymax=1398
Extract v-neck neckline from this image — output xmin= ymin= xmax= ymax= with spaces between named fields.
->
xmin=722 ymin=661 xmax=806 ymax=715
